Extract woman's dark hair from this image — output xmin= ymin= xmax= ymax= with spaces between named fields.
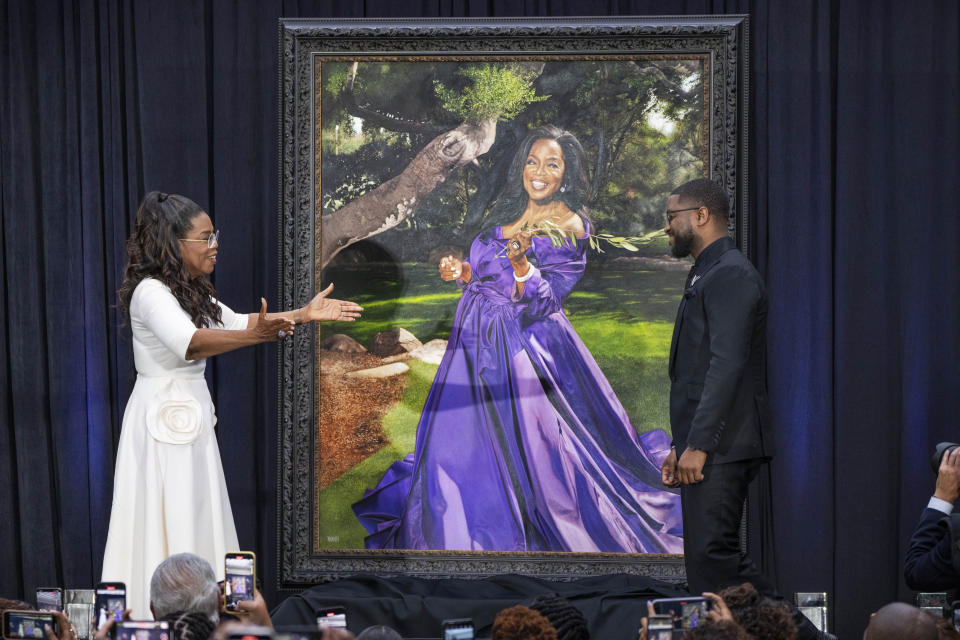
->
xmin=118 ymin=191 xmax=222 ymax=328
xmin=488 ymin=125 xmax=591 ymax=225
xmin=718 ymin=583 xmax=797 ymax=640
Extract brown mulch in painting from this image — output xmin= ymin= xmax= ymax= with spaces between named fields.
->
xmin=315 ymin=351 xmax=407 ymax=490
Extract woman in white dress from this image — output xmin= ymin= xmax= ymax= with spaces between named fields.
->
xmin=102 ymin=191 xmax=362 ymax=617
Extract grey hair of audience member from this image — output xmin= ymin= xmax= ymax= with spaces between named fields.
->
xmin=150 ymin=553 xmax=221 ymax=622
xmin=356 ymin=626 xmax=402 ymax=640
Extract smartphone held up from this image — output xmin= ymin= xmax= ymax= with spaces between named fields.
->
xmin=648 ymin=596 xmax=712 ymax=630
xmin=315 ymin=607 xmax=346 ymax=631
xmin=224 ymin=552 xmax=257 ymax=612
xmin=116 ymin=622 xmax=169 ymax=640
xmin=2 ymin=611 xmax=59 ymax=640
xmin=35 ymin=590 xmax=62 ymax=613
xmin=94 ymin=583 xmax=126 ymax=629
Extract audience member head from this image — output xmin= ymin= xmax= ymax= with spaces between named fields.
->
xmin=933 ymin=614 xmax=960 ymax=640
xmin=863 ymin=602 xmax=940 ymax=640
xmin=162 ymin=611 xmax=217 ymax=640
xmin=0 ymin=598 xmax=31 ymax=615
xmin=356 ymin=626 xmax=402 ymax=640
xmin=150 ymin=553 xmax=220 ymax=623
xmin=718 ymin=583 xmax=797 ymax=640
xmin=492 ymin=605 xmax=558 ymax=640
xmin=681 ymin=620 xmax=750 ymax=640
xmin=527 ymin=594 xmax=589 ymax=640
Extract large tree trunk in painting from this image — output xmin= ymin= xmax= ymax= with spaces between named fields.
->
xmin=319 ymin=118 xmax=496 ymax=270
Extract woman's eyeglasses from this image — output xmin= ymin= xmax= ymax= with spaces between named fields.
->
xmin=179 ymin=229 xmax=220 ymax=248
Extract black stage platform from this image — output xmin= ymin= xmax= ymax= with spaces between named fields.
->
xmin=271 ymin=573 xmax=686 ymax=639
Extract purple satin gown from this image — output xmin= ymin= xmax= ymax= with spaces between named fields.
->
xmin=352 ymin=222 xmax=683 ymax=552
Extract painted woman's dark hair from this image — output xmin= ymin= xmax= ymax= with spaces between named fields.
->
xmin=118 ymin=191 xmax=222 ymax=328
xmin=487 ymin=125 xmax=591 ymax=225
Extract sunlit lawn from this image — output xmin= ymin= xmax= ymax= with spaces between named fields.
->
xmin=316 ymin=258 xmax=688 ymax=549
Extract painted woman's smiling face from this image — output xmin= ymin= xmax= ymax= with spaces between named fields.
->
xmin=523 ymin=138 xmax=565 ymax=202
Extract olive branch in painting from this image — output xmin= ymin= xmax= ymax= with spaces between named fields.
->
xmin=498 ymin=218 xmax=664 ymax=257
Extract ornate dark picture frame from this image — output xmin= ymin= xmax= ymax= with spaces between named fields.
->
xmin=278 ymin=15 xmax=749 ymax=589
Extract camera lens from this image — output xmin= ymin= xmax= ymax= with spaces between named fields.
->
xmin=932 ymin=442 xmax=960 ymax=473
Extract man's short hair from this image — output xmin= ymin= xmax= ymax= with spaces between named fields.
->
xmin=863 ymin=602 xmax=940 ymax=640
xmin=150 ymin=553 xmax=220 ymax=622
xmin=357 ymin=626 xmax=403 ymax=640
xmin=671 ymin=178 xmax=730 ymax=224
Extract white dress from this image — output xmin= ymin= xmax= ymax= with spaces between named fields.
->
xmin=101 ymin=278 xmax=248 ymax=618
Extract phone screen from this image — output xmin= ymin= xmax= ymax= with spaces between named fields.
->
xmin=650 ymin=598 xmax=710 ymax=629
xmin=315 ymin=608 xmax=346 ymax=630
xmin=224 ymin=553 xmax=256 ymax=611
xmin=4 ymin=611 xmax=58 ymax=639
xmin=36 ymin=589 xmax=62 ymax=612
xmin=646 ymin=614 xmax=673 ymax=640
xmin=116 ymin=622 xmax=170 ymax=640
xmin=442 ymin=619 xmax=473 ymax=640
xmin=94 ymin=584 xmax=126 ymax=628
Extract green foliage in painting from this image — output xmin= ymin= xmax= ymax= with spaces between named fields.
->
xmin=433 ymin=64 xmax=548 ymax=124
xmin=318 ymin=59 xmax=705 ymax=242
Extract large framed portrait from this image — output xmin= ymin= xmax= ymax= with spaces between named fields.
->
xmin=278 ymin=15 xmax=749 ymax=588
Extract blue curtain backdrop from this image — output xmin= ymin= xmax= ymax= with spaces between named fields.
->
xmin=2 ymin=1 xmax=959 ymax=638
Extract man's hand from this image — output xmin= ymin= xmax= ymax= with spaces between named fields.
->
xmin=677 ymin=448 xmax=708 ymax=484
xmin=43 ymin=611 xmax=75 ymax=640
xmin=232 ymin=592 xmax=272 ymax=628
xmin=703 ymin=592 xmax=735 ymax=624
xmin=935 ymin=447 xmax=960 ymax=503
xmin=661 ymin=448 xmax=680 ymax=488
xmin=92 ymin=610 xmax=131 ymax=640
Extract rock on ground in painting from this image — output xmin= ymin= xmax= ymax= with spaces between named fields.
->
xmin=345 ymin=362 xmax=411 ymax=379
xmin=381 ymin=338 xmax=448 ymax=365
xmin=368 ymin=327 xmax=422 ymax=357
xmin=320 ymin=333 xmax=367 ymax=353
xmin=407 ymin=338 xmax=447 ymax=365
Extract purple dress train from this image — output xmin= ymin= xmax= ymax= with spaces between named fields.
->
xmin=352 ymin=222 xmax=683 ymax=552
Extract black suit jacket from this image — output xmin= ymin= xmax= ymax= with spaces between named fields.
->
xmin=904 ymin=506 xmax=960 ymax=591
xmin=668 ymin=236 xmax=774 ymax=463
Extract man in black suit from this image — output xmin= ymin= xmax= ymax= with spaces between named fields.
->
xmin=661 ymin=179 xmax=830 ymax=640
xmin=904 ymin=446 xmax=960 ymax=591
xmin=661 ymin=178 xmax=773 ymax=594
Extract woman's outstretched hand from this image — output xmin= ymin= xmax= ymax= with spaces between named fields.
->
xmin=303 ymin=283 xmax=363 ymax=322
xmin=253 ymin=298 xmax=295 ymax=341
xmin=438 ymin=255 xmax=471 ymax=282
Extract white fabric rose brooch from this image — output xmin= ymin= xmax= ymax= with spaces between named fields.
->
xmin=147 ymin=379 xmax=207 ymax=444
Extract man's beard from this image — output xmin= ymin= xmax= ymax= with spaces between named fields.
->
xmin=670 ymin=227 xmax=694 ymax=258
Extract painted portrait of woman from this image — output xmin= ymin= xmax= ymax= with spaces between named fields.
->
xmin=352 ymin=126 xmax=684 ymax=553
